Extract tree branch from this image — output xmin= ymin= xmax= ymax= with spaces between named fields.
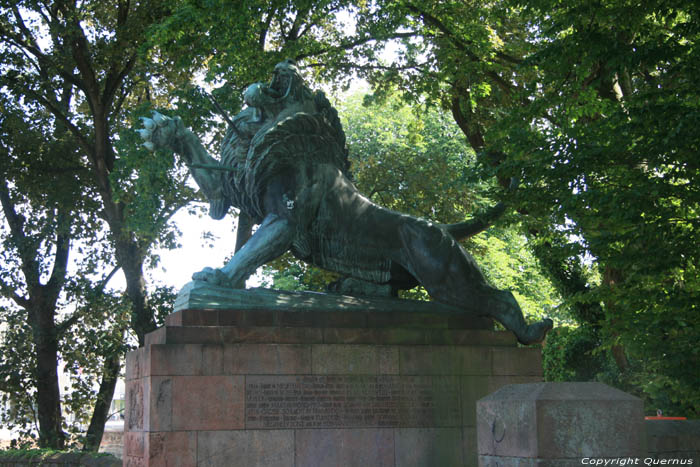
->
xmin=111 ymin=80 xmax=132 ymax=119
xmin=56 ymin=265 xmax=121 ymax=335
xmin=450 ymin=88 xmax=485 ymax=151
xmin=404 ymin=4 xmax=480 ymax=58
xmin=3 ymin=76 xmax=92 ymax=155
xmin=0 ymin=31 xmax=46 ymax=78
xmin=0 ymin=276 xmax=30 ymax=309
xmin=149 ymin=197 xmax=193 ymax=247
xmin=287 ymin=6 xmax=311 ymax=42
xmin=103 ymin=53 xmax=136 ymax=113
xmin=294 ymin=31 xmax=419 ymax=61
xmin=0 ymin=33 xmax=84 ymax=94
xmin=10 ymin=6 xmax=44 ymax=52
xmin=0 ymin=180 xmax=39 ymax=287
xmin=403 ymin=3 xmax=524 ymax=66
xmin=259 ymin=5 xmax=276 ymax=50
xmin=445 ymin=178 xmax=519 ymax=239
xmin=303 ymin=61 xmax=431 ymax=75
xmin=66 ymin=15 xmax=101 ymax=111
xmin=96 ymin=266 xmax=121 ymax=296
xmin=0 ymin=9 xmax=88 ymax=93
xmin=117 ymin=0 xmax=131 ymax=27
xmin=405 ymin=3 xmax=518 ymax=94
xmin=45 ymin=212 xmax=71 ymax=302
xmin=34 ymin=2 xmax=53 ymax=28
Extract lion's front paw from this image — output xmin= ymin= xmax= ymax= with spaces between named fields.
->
xmin=137 ymin=111 xmax=183 ymax=152
xmin=192 ymin=267 xmax=228 ymax=286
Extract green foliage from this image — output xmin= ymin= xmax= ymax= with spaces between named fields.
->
xmin=58 ymin=294 xmax=129 ymax=435
xmin=0 ymin=307 xmax=37 ymax=444
xmin=261 ymin=253 xmax=338 ymax=292
xmin=0 ymin=0 xmax=195 ymax=447
xmin=340 ymin=0 xmax=700 ymax=416
xmin=469 ymin=228 xmax=561 ymax=321
xmin=2 ymin=0 xmax=697 ymax=439
xmin=0 ymin=66 xmax=110 ymax=447
xmin=497 ymin=0 xmax=700 ymax=416
xmin=112 ymin=106 xmax=197 ymax=257
xmin=0 ymin=289 xmax=132 ymax=446
xmin=345 ymin=92 xmax=560 ymax=314
xmin=150 ymin=0 xmax=384 ymax=117
xmin=340 ymin=92 xmax=478 ymax=223
xmin=0 ymin=448 xmax=118 ymax=462
xmin=0 ymin=449 xmax=59 ymax=459
xmin=542 ymin=326 xmax=613 ymax=383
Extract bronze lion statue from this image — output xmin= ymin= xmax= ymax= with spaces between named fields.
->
xmin=138 ymin=59 xmax=552 ymax=344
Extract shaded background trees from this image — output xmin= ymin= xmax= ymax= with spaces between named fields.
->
xmin=0 ymin=0 xmax=193 ymax=448
xmin=1 ymin=0 xmax=697 ymax=450
xmin=506 ymin=0 xmax=700 ymax=415
xmin=347 ymin=0 xmax=700 ymax=415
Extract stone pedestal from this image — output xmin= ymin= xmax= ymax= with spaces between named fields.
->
xmin=477 ymin=382 xmax=645 ymax=466
xmin=124 ymin=300 xmax=543 ymax=467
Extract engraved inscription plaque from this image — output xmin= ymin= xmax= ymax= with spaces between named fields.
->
xmin=245 ymin=375 xmax=460 ymax=429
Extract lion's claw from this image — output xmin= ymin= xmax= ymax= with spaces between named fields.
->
xmin=136 ymin=111 xmax=182 ymax=152
xmin=137 ymin=128 xmax=151 ymax=140
xmin=140 ymin=116 xmax=155 ymax=130
xmin=192 ymin=267 xmax=229 ymax=286
xmin=152 ymin=111 xmax=168 ymax=127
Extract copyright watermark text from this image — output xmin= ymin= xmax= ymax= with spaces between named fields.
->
xmin=582 ymin=459 xmax=694 ymax=466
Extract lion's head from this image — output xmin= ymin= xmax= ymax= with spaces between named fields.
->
xmin=268 ymin=59 xmax=314 ymax=103
xmin=241 ymin=59 xmax=317 ymax=126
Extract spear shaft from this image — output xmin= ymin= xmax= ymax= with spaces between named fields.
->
xmin=189 ymin=163 xmax=238 ymax=172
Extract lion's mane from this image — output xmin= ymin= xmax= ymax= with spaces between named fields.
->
xmin=218 ymin=63 xmax=351 ymax=222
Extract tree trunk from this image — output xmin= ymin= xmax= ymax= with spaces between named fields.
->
xmin=90 ymin=100 xmax=155 ymax=346
xmin=82 ymin=353 xmax=121 ymax=452
xmin=115 ymin=240 xmax=156 ymax=346
xmin=2 ymin=182 xmax=70 ymax=449
xmin=604 ymin=266 xmax=630 ymax=372
xmin=32 ymin=305 xmax=65 ymax=449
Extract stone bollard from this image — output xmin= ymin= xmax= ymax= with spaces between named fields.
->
xmin=477 ymin=382 xmax=645 ymax=466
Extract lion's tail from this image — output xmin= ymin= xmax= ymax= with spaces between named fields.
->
xmin=444 ymin=177 xmax=519 ymax=240
xmin=442 ymin=201 xmax=506 ymax=240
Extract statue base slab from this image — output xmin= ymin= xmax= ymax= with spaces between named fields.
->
xmin=124 ymin=292 xmax=543 ymax=467
xmin=174 ymin=281 xmax=488 ymax=318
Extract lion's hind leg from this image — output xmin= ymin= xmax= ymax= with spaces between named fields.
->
xmin=394 ymin=219 xmax=552 ymax=344
xmin=485 ymin=290 xmax=553 ymax=345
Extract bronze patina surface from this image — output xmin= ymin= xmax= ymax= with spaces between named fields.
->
xmin=138 ymin=60 xmax=551 ymax=344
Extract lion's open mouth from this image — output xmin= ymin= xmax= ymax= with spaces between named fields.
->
xmin=269 ymin=71 xmax=292 ymax=99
